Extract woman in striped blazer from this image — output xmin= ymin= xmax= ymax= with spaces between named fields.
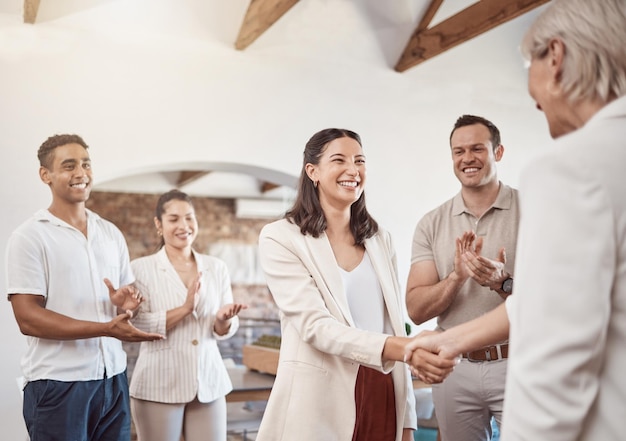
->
xmin=129 ymin=189 xmax=247 ymax=441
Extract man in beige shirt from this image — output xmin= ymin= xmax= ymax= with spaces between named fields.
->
xmin=406 ymin=115 xmax=519 ymax=441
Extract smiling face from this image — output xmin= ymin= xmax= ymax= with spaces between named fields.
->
xmin=155 ymin=199 xmax=198 ymax=251
xmin=306 ymin=136 xmax=365 ymax=210
xmin=39 ymin=143 xmax=92 ymax=205
xmin=450 ymin=123 xmax=503 ymax=189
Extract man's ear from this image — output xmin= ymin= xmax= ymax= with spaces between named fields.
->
xmin=494 ymin=144 xmax=505 ymax=162
xmin=39 ymin=166 xmax=51 ymax=185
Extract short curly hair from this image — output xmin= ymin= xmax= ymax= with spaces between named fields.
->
xmin=37 ymin=134 xmax=89 ymax=169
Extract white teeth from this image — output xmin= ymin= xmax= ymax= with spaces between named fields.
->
xmin=464 ymin=168 xmax=479 ymax=173
xmin=71 ymin=183 xmax=87 ymax=189
xmin=339 ymin=181 xmax=358 ymax=187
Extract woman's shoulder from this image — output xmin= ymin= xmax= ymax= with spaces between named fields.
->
xmin=260 ymin=218 xmax=296 ymax=237
xmin=194 ymin=252 xmax=227 ymax=268
xmin=366 ymin=224 xmax=389 ymax=241
xmin=131 ymin=252 xmax=160 ymax=266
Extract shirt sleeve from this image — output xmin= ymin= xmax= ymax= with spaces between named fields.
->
xmin=410 ymin=216 xmax=434 ymax=265
xmin=6 ymin=229 xmax=48 ymax=298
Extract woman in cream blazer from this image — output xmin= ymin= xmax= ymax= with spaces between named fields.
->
xmin=129 ymin=189 xmax=246 ymax=441
xmin=257 ymin=129 xmax=455 ymax=441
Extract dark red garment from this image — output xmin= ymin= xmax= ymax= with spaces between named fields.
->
xmin=352 ymin=365 xmax=396 ymax=441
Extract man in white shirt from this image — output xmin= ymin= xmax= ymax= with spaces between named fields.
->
xmin=6 ymin=134 xmax=163 ymax=440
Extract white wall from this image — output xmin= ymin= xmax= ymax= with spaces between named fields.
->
xmin=0 ymin=1 xmax=553 ymax=437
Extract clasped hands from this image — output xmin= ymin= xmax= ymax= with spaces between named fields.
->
xmin=456 ymin=231 xmax=508 ymax=296
xmin=403 ymin=330 xmax=460 ymax=384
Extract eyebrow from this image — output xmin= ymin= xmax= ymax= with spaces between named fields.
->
xmin=165 ymin=211 xmax=194 ymax=217
xmin=328 ymin=153 xmax=366 ymax=159
xmin=60 ymin=157 xmax=91 ymax=165
xmin=452 ymin=143 xmax=486 ymax=149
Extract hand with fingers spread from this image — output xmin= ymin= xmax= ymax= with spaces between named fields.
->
xmin=214 ymin=303 xmax=248 ymax=335
xmin=107 ymin=312 xmax=164 ymax=342
xmin=457 ymin=231 xmax=510 ymax=296
xmin=216 ymin=303 xmax=248 ymax=321
xmin=104 ymin=278 xmax=144 ymax=317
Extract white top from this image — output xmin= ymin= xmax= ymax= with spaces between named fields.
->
xmin=6 ymin=209 xmax=133 ymax=382
xmin=129 ymin=248 xmax=238 ymax=403
xmin=340 ymin=252 xmax=391 ymax=334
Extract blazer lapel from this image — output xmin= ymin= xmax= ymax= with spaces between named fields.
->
xmin=303 ymin=232 xmax=356 ymax=327
xmin=156 ymin=248 xmax=188 ymax=303
xmin=364 ymin=236 xmax=404 ymax=336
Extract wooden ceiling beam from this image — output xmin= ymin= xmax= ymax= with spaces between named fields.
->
xmin=23 ymin=0 xmax=41 ymax=24
xmin=235 ymin=0 xmax=299 ymax=50
xmin=177 ymin=171 xmax=211 ymax=188
xmin=395 ymin=0 xmax=551 ymax=72
xmin=416 ymin=0 xmax=444 ymax=33
xmin=260 ymin=181 xmax=280 ymax=193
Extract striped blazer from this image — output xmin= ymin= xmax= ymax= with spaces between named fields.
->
xmin=129 ymin=248 xmax=238 ymax=403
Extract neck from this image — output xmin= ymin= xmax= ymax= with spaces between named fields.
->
xmin=47 ymin=200 xmax=87 ymax=230
xmin=323 ymin=207 xmax=354 ymax=247
xmin=321 ymin=199 xmax=351 ymax=230
xmin=164 ymin=245 xmax=194 ymax=263
xmin=461 ymin=180 xmax=500 ymax=218
xmin=571 ymin=97 xmax=613 ymax=130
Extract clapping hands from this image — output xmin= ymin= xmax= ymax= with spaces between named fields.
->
xmin=103 ymin=278 xmax=164 ymax=342
xmin=457 ymin=231 xmax=508 ymax=296
xmin=104 ymin=278 xmax=143 ymax=318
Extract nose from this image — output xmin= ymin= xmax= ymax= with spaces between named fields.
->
xmin=347 ymin=162 xmax=359 ymax=176
xmin=462 ymin=150 xmax=474 ymax=162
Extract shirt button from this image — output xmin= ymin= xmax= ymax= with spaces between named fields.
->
xmin=192 ymin=339 xmax=199 ymax=345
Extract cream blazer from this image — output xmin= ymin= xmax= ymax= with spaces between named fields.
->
xmin=256 ymin=219 xmax=417 ymax=441
xmin=503 ymin=96 xmax=626 ymax=440
xmin=129 ymin=248 xmax=238 ymax=403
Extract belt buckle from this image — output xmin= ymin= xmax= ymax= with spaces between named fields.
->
xmin=465 ymin=349 xmax=490 ymax=363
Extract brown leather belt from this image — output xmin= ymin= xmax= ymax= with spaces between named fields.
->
xmin=462 ymin=343 xmax=509 ymax=362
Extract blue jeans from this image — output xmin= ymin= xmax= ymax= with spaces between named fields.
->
xmin=23 ymin=372 xmax=131 ymax=441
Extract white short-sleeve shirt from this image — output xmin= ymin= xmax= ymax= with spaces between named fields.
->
xmin=6 ymin=209 xmax=133 ymax=382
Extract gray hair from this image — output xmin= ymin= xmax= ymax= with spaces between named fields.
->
xmin=521 ymin=0 xmax=626 ymax=103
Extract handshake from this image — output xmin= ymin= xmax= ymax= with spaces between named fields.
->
xmin=402 ymin=330 xmax=461 ymax=385
xmin=401 ymin=302 xmax=510 ymax=384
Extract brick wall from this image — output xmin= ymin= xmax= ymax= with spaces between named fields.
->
xmin=87 ymin=191 xmax=270 ymax=261
xmin=86 ymin=191 xmax=281 ymax=368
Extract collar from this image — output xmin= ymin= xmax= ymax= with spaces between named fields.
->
xmin=155 ymin=246 xmax=207 ymax=271
xmin=35 ymin=208 xmax=99 ymax=228
xmin=451 ymin=182 xmax=514 ymax=216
